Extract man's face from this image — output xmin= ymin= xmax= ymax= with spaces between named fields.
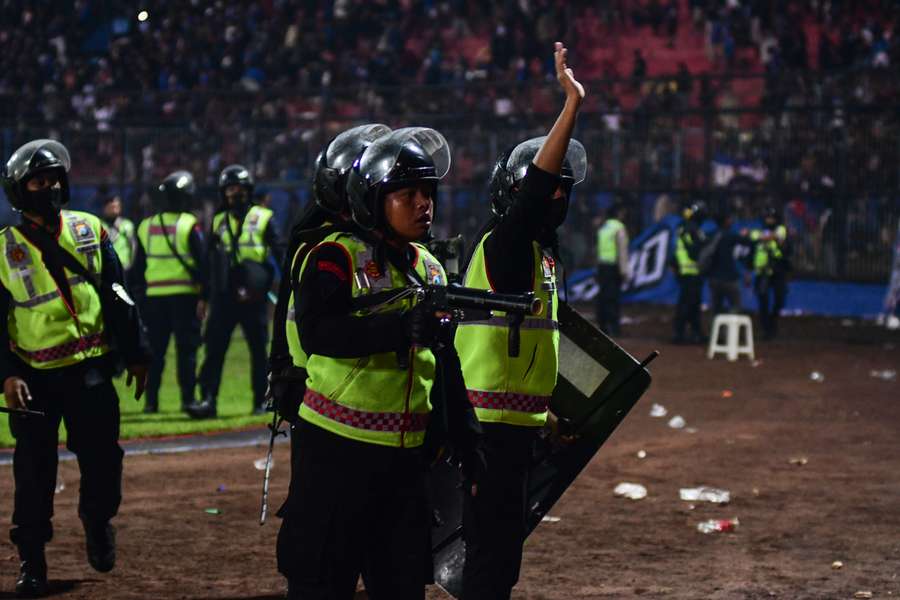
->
xmin=383 ymin=183 xmax=434 ymax=242
xmin=224 ymin=184 xmax=247 ymax=207
xmin=103 ymin=197 xmax=122 ymax=219
xmin=25 ymin=171 xmax=61 ymax=193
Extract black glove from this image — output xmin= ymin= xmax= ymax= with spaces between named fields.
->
xmin=401 ymin=302 xmax=441 ymax=347
xmin=265 ymin=368 xmax=307 ymax=424
xmin=459 ymin=442 xmax=488 ymax=495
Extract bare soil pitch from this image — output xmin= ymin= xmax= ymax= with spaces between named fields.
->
xmin=1 ymin=308 xmax=898 ymax=600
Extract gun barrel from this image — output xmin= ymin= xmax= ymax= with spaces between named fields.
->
xmin=443 ymin=286 xmax=541 ymax=316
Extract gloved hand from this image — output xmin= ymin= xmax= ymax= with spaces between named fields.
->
xmin=265 ymin=369 xmax=306 ymax=424
xmin=459 ymin=442 xmax=488 ymax=497
xmin=401 ymin=302 xmax=441 ymax=347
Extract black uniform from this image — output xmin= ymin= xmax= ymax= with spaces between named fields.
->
xmin=195 ymin=207 xmax=282 ymax=415
xmin=462 ymin=164 xmax=561 ymax=600
xmin=1 ymin=221 xmax=150 ymax=580
xmin=128 ymin=222 xmax=207 ymax=411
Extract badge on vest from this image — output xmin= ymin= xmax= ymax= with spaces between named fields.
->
xmin=6 ymin=243 xmax=32 ymax=269
xmin=541 ymin=254 xmax=556 ymax=292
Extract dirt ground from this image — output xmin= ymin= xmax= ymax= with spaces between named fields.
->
xmin=1 ymin=307 xmax=898 ymax=600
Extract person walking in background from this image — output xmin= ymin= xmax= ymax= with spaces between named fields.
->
xmin=130 ymin=171 xmax=207 ymax=414
xmin=100 ymin=194 xmax=137 ymax=273
xmin=672 ymin=201 xmax=707 ymax=344
xmin=595 ymin=202 xmax=630 ymax=335
xmin=751 ymin=206 xmax=790 ymax=339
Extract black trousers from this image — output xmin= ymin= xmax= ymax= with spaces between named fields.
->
xmin=277 ymin=419 xmax=431 ymax=600
xmin=9 ymin=364 xmax=122 ymax=550
xmin=462 ymin=423 xmax=537 ymax=600
xmin=144 ymin=294 xmax=201 ymax=408
xmin=198 ymin=295 xmax=268 ymax=407
xmin=673 ymin=275 xmax=704 ymax=340
xmin=595 ymin=264 xmax=623 ymax=336
xmin=755 ymin=273 xmax=787 ymax=338
xmin=709 ymin=278 xmax=741 ymax=314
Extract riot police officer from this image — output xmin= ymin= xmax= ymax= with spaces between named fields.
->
xmin=454 ymin=42 xmax=586 ymax=600
xmin=672 ymin=201 xmax=707 ymax=344
xmin=751 ymin=206 xmax=790 ymax=339
xmin=187 ymin=165 xmax=282 ymax=418
xmin=130 ymin=171 xmax=207 ymax=413
xmin=0 ymin=140 xmax=150 ymax=597
xmin=277 ymin=127 xmax=481 ymax=600
xmin=595 ymin=201 xmax=630 ymax=336
xmin=100 ymin=194 xmax=137 ymax=272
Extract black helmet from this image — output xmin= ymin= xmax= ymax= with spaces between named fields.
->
xmin=218 ymin=164 xmax=254 ymax=207
xmin=488 ymin=136 xmax=586 ymax=217
xmin=683 ymin=200 xmax=708 ymax=223
xmin=345 ymin=127 xmax=450 ymax=231
xmin=158 ymin=170 xmax=196 ymax=211
xmin=313 ymin=124 xmax=392 ymax=215
xmin=1 ymin=139 xmax=71 ymax=211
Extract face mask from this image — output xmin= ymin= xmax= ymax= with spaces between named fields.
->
xmin=26 ymin=186 xmax=64 ymax=222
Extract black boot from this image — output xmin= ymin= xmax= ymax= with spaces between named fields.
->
xmin=143 ymin=395 xmax=158 ymax=414
xmin=15 ymin=545 xmax=48 ymax=598
xmin=82 ymin=519 xmax=116 ymax=573
xmin=186 ymin=393 xmax=217 ymax=419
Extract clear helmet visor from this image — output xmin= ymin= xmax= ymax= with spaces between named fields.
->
xmin=5 ymin=139 xmax=71 ymax=182
xmin=506 ymin=136 xmax=586 ymax=185
xmin=326 ymin=123 xmax=392 ymax=173
xmin=357 ymin=127 xmax=451 ymax=185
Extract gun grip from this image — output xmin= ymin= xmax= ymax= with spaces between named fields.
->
xmin=507 ymin=313 xmax=523 ymax=357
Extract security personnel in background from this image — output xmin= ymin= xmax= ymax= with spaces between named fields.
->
xmin=672 ymin=201 xmax=707 ymax=344
xmin=751 ymin=206 xmax=790 ymax=339
xmin=278 ymin=127 xmax=482 ymax=600
xmin=454 ymin=42 xmax=585 ymax=600
xmin=268 ymin=124 xmax=392 ymax=425
xmin=0 ymin=140 xmax=150 ymax=597
xmin=100 ymin=194 xmax=136 ymax=272
xmin=595 ymin=202 xmax=630 ymax=336
xmin=130 ymin=171 xmax=207 ymax=414
xmin=187 ymin=165 xmax=281 ymax=418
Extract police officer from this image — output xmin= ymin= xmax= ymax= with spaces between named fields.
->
xmin=130 ymin=171 xmax=207 ymax=413
xmin=100 ymin=194 xmax=137 ymax=272
xmin=672 ymin=201 xmax=707 ymax=344
xmin=595 ymin=202 xmax=630 ymax=336
xmin=0 ymin=140 xmax=150 ymax=597
xmin=751 ymin=206 xmax=790 ymax=339
xmin=277 ymin=127 xmax=481 ymax=600
xmin=187 ymin=165 xmax=281 ymax=418
xmin=454 ymin=42 xmax=586 ymax=600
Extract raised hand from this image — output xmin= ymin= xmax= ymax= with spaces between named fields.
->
xmin=554 ymin=41 xmax=585 ymax=103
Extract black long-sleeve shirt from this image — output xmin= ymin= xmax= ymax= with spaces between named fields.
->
xmin=0 ymin=219 xmax=152 ymax=383
xmin=482 ymin=163 xmax=562 ymax=293
xmin=128 ymin=213 xmax=208 ymax=300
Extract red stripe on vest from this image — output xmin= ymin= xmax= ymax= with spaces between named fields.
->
xmin=12 ymin=332 xmax=106 ymax=363
xmin=303 ymin=389 xmax=428 ymax=433
xmin=467 ymin=390 xmax=550 ymax=414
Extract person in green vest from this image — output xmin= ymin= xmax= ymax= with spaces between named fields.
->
xmin=278 ymin=127 xmax=482 ymax=600
xmin=594 ymin=201 xmax=630 ymax=336
xmin=751 ymin=206 xmax=790 ymax=339
xmin=129 ymin=170 xmax=208 ymax=414
xmin=454 ymin=42 xmax=586 ymax=600
xmin=100 ymin=194 xmax=136 ymax=272
xmin=187 ymin=165 xmax=283 ymax=419
xmin=672 ymin=200 xmax=708 ymax=344
xmin=0 ymin=139 xmax=150 ymax=597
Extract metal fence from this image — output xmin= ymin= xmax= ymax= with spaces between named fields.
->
xmin=1 ymin=72 xmax=898 ymax=283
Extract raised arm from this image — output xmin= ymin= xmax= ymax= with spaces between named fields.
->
xmin=532 ymin=41 xmax=586 ymax=176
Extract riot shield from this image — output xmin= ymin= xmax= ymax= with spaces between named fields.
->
xmin=430 ymin=303 xmax=656 ymax=597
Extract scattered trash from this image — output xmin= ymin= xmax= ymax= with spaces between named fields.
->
xmin=541 ymin=516 xmax=561 ymax=523
xmin=696 ymin=518 xmax=739 ymax=534
xmin=216 ymin=484 xmax=226 ymax=493
xmin=253 ymin=457 xmax=270 ymax=470
xmin=649 ymin=403 xmax=668 ymax=418
xmin=667 ymin=415 xmax=686 ymax=429
xmin=751 ymin=359 xmax=763 ymax=368
xmin=636 ymin=450 xmax=647 ymax=459
xmin=789 ymin=456 xmax=809 ymax=466
xmin=614 ymin=482 xmax=648 ymax=500
xmin=809 ymin=371 xmax=825 ymax=383
xmin=841 ymin=319 xmax=854 ymax=327
xmin=870 ymin=369 xmax=897 ymax=381
xmin=680 ymin=487 xmax=731 ymax=504
xmin=54 ymin=476 xmax=65 ymax=493
xmin=854 ymin=592 xmax=874 ymax=599
xmin=685 ymin=427 xmax=699 ymax=434
xmin=721 ymin=390 xmax=734 ymax=398
xmin=831 ymin=561 xmax=843 ymax=570
xmin=204 ymin=508 xmax=221 ymax=515
xmin=752 ymin=487 xmax=760 ymax=497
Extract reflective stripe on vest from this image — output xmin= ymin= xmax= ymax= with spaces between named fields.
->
xmin=675 ymin=227 xmax=699 ymax=276
xmin=213 ymin=205 xmax=273 ymax=264
xmin=300 ymin=233 xmax=446 ymax=448
xmin=454 ymin=231 xmax=559 ymax=427
xmin=597 ymin=218 xmax=624 ymax=264
xmin=0 ymin=210 xmax=110 ymax=369
xmin=137 ymin=212 xmax=200 ymax=296
xmin=751 ymin=225 xmax=786 ymax=275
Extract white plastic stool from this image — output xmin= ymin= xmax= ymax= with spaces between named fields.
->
xmin=707 ymin=314 xmax=755 ymax=362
